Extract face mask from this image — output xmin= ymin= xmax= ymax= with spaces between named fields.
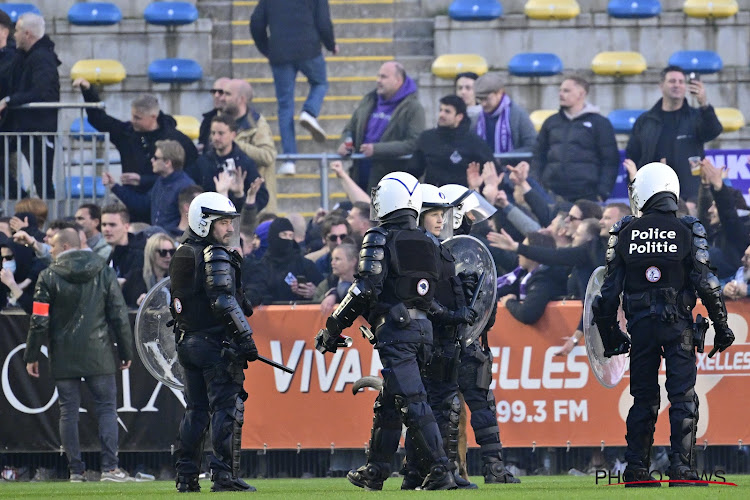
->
xmin=3 ymin=260 xmax=16 ymax=274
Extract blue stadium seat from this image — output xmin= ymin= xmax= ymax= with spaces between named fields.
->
xmin=668 ymin=50 xmax=723 ymax=74
xmin=448 ymin=0 xmax=503 ymax=21
xmin=508 ymin=53 xmax=563 ymax=77
xmin=70 ymin=117 xmax=103 ymax=141
xmin=66 ymin=176 xmax=106 ymax=198
xmin=0 ymin=3 xmax=40 ymax=22
xmin=607 ymin=0 xmax=660 ymax=19
xmin=148 ymin=58 xmax=203 ymax=83
xmin=608 ymin=109 xmax=646 ymax=133
xmin=68 ymin=3 xmax=122 ymax=26
xmin=143 ymin=1 xmax=198 ymax=26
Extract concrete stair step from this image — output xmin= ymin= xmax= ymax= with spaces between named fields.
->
xmin=229 ymin=38 xmax=396 ymax=57
xmin=230 ymin=18 xmax=395 ymax=39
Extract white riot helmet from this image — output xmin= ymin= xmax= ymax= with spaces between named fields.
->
xmin=628 ymin=162 xmax=680 ymax=217
xmin=188 ymin=192 xmax=240 ymax=238
xmin=441 ymin=184 xmax=497 ymax=230
xmin=370 ymin=171 xmax=422 ymax=221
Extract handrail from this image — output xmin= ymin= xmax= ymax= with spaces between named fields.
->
xmin=13 ymin=102 xmax=106 ymax=110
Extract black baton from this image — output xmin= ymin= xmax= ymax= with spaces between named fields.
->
xmin=257 ymin=354 xmax=295 ymax=374
xmin=469 ymin=270 xmax=487 ymax=309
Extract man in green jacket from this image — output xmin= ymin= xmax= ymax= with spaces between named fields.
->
xmin=24 ymin=228 xmax=134 ymax=483
xmin=336 ymin=61 xmax=425 ymax=192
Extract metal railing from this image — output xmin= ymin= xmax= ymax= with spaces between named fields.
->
xmin=274 ymin=151 xmax=533 ymax=210
xmin=1 ymin=102 xmax=112 ymax=219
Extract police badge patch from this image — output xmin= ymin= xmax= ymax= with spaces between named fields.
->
xmin=645 ymin=266 xmax=661 ymax=283
xmin=417 ymin=279 xmax=429 ymax=296
xmin=173 ymin=298 xmax=183 ymax=313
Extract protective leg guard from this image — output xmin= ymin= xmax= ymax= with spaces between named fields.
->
xmin=624 ymin=400 xmax=659 ymax=469
xmin=668 ymin=389 xmax=699 ymax=474
xmin=175 ymin=473 xmax=200 ymax=493
xmin=210 ymin=470 xmax=256 ymax=492
xmin=439 ymin=394 xmax=461 ymax=465
xmin=368 ymin=397 xmax=403 ymax=465
xmin=347 ymin=462 xmax=390 ymax=491
xmin=418 ymin=464 xmax=457 ymax=490
xmin=623 ymin=466 xmax=661 ymax=488
xmin=482 ymin=456 xmax=521 ymax=484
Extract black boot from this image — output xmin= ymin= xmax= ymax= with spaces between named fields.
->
xmin=400 ymin=467 xmax=424 ymax=490
xmin=175 ymin=474 xmax=200 ymax=493
xmin=347 ymin=462 xmax=390 ymax=491
xmin=210 ymin=471 xmax=256 ymax=492
xmin=453 ymin=469 xmax=478 ymax=489
xmin=667 ymin=465 xmax=707 ymax=487
xmin=483 ymin=457 xmax=521 ymax=484
xmin=623 ymin=466 xmax=660 ymax=487
xmin=419 ymin=464 xmax=457 ymax=490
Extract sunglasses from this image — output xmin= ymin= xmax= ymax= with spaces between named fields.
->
xmin=210 ymin=89 xmax=224 ymax=95
xmin=2 ymin=255 xmax=14 ymax=261
xmin=328 ymin=234 xmax=347 ymax=243
xmin=566 ymin=214 xmax=582 ymax=222
xmin=156 ymin=248 xmax=176 ymax=257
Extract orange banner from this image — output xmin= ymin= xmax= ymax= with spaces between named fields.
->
xmin=242 ymin=301 xmax=750 ymax=450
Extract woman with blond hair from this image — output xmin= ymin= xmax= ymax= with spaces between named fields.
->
xmin=122 ymin=232 xmax=176 ymax=307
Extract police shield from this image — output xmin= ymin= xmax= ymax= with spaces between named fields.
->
xmin=443 ymin=235 xmax=497 ymax=346
xmin=134 ymin=276 xmax=185 ymax=391
xmin=583 ymin=266 xmax=630 ymax=388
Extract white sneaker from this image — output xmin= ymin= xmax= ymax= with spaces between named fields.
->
xmin=100 ymin=467 xmax=135 ymax=482
xmin=299 ymin=111 xmax=327 ymax=143
xmin=278 ymin=161 xmax=296 ymax=175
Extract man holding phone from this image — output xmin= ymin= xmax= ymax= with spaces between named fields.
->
xmin=625 ymin=65 xmax=723 ymax=203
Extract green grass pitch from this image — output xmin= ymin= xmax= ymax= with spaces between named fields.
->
xmin=0 ymin=475 xmax=746 ymax=499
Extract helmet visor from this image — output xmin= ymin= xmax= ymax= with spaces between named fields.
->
xmin=452 ymin=191 xmax=497 ymax=229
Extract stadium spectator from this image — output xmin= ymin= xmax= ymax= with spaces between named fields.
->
xmin=24 ymin=227 xmax=134 ymax=483
xmin=0 ymin=239 xmax=43 ymax=312
xmin=0 ymin=10 xmax=15 ymax=95
xmin=186 ymin=115 xmax=268 ymax=211
xmin=251 ymin=0 xmax=337 ymax=175
xmin=11 ymin=219 xmax=76 ymax=264
xmin=101 ymin=203 xmax=144 ymax=283
xmin=122 ymin=232 xmax=176 ymax=308
xmin=455 ymin=71 xmax=481 ymax=123
xmin=243 ymin=217 xmax=323 ymax=304
xmin=598 ymin=202 xmax=631 ymax=238
xmin=346 ymin=200 xmax=374 ymax=240
xmin=74 ymin=79 xmax=197 ymax=200
xmin=223 ymin=79 xmax=278 ymax=213
xmin=531 ymin=75 xmax=619 ymax=202
xmin=198 ymin=76 xmax=230 ymax=150
xmin=722 ymin=244 xmax=750 ymax=300
xmin=337 ymin=61 xmax=426 ymax=192
xmin=626 ymin=65 xmax=722 ymax=202
xmin=409 ymin=94 xmax=495 ymax=187
xmin=0 ymin=13 xmax=60 ymax=198
xmin=473 ymin=72 xmax=537 ymax=155
xmin=9 ymin=210 xmax=45 ymax=242
xmin=314 ymin=214 xmax=351 ymax=277
xmin=496 ymin=231 xmax=568 ymax=324
xmin=329 ymin=160 xmax=370 ymax=204
xmin=75 ymin=204 xmax=111 ymax=260
xmin=696 ymin=158 xmax=750 ymax=279
xmin=104 ymin=140 xmax=196 ymax=235
xmin=477 ymin=162 xmax=542 ymax=240
xmin=13 ymin=197 xmax=48 ymax=231
xmin=314 ymin=242 xmax=357 ymax=314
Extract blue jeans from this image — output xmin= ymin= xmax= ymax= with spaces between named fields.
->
xmin=270 ymin=53 xmax=329 ymax=155
xmin=56 ymin=374 xmax=119 ymax=474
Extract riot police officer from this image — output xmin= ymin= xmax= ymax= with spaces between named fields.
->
xmin=315 ymin=172 xmax=457 ymax=491
xmin=170 ymin=192 xmax=258 ymax=493
xmin=593 ymin=162 xmax=735 ymax=486
xmin=441 ymin=184 xmax=521 ymax=484
xmin=401 ymin=184 xmax=477 ymax=490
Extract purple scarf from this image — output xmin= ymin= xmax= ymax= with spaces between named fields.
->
xmin=363 ymin=76 xmax=418 ymax=145
xmin=476 ymin=93 xmax=514 ymax=153
xmin=497 ymin=266 xmax=524 ymax=290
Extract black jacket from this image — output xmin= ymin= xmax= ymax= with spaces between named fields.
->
xmin=186 ymin=142 xmax=269 ymax=211
xmin=81 ymin=86 xmax=198 ymax=189
xmin=625 ymin=98 xmax=723 ymax=201
xmin=0 ymin=40 xmax=18 ymax=99
xmin=243 ymin=248 xmax=323 ymax=305
xmin=531 ymin=108 xmax=619 ymax=201
xmin=250 ymin=0 xmax=335 ymax=65
xmin=698 ymin=184 xmax=750 ymax=278
xmin=408 ymin=118 xmax=495 ymax=187
xmin=5 ymin=35 xmax=60 ymax=132
xmin=498 ymin=265 xmax=569 ymax=325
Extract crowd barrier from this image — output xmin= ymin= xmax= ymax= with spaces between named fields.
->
xmin=1 ymin=301 xmax=748 ymax=453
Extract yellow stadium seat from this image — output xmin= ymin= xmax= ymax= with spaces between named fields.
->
xmin=70 ymin=59 xmax=126 ymax=85
xmin=530 ymin=109 xmax=557 ymax=132
xmin=683 ymin=0 xmax=738 ymax=18
xmin=591 ymin=51 xmax=647 ymax=76
xmin=173 ymin=115 xmax=200 ymax=140
xmin=431 ymin=54 xmax=488 ymax=80
xmin=715 ymin=108 xmax=745 ymax=132
xmin=525 ymin=0 xmax=580 ymax=20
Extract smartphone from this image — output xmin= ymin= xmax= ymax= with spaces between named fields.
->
xmin=296 ymin=275 xmax=308 ymax=285
xmin=688 ymin=72 xmax=700 ymax=83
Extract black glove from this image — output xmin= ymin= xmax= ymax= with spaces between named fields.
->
xmin=241 ymin=297 xmax=253 ymax=317
xmin=315 ymin=316 xmax=344 ymax=354
xmin=709 ymin=323 xmax=735 ymax=358
xmin=596 ymin=321 xmax=630 ymax=358
xmin=237 ymin=332 xmax=258 ymax=362
xmin=446 ymin=306 xmax=478 ymax=326
xmin=458 ymin=271 xmax=479 ymax=300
